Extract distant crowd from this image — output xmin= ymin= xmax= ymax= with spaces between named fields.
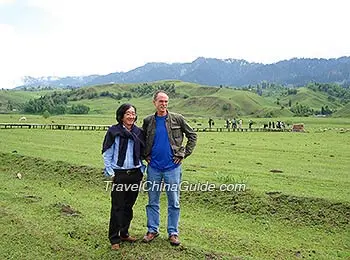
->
xmin=263 ymin=121 xmax=287 ymax=129
xmin=208 ymin=118 xmax=288 ymax=129
xmin=208 ymin=118 xmax=252 ymax=129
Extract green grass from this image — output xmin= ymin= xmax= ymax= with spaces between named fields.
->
xmin=1 ymin=115 xmax=350 ymax=259
xmin=0 ymin=89 xmax=53 ymax=103
xmin=173 ymin=89 xmax=278 ymax=118
xmin=334 ymin=103 xmax=350 ymax=118
xmin=279 ymin=88 xmax=342 ymax=110
xmin=70 ymin=96 xmax=156 ymax=116
xmin=0 ymin=89 xmax=55 ymax=112
xmin=1 ymin=153 xmax=349 ymax=259
xmin=171 ymin=80 xmax=219 ymax=97
xmin=1 ymin=113 xmax=349 ymax=133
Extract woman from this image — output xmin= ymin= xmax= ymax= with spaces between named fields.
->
xmin=102 ymin=103 xmax=145 ymax=250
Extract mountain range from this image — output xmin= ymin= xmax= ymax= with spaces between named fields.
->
xmin=16 ymin=56 xmax=350 ymax=89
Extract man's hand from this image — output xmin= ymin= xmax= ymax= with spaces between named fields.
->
xmin=174 ymin=157 xmax=183 ymax=164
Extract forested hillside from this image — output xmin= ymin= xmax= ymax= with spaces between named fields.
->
xmin=2 ymin=81 xmax=350 ymax=118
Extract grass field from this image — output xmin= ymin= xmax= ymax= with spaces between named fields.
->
xmin=1 ymin=112 xmax=350 ymax=130
xmin=0 ymin=115 xmax=349 ymax=259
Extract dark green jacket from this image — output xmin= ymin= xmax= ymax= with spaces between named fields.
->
xmin=142 ymin=112 xmax=197 ymax=159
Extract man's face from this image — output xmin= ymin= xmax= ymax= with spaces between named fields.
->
xmin=153 ymin=92 xmax=168 ymax=115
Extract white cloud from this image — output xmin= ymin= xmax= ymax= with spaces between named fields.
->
xmin=0 ymin=24 xmax=25 ymax=88
xmin=0 ymin=0 xmax=349 ymax=88
xmin=0 ymin=0 xmax=15 ymax=4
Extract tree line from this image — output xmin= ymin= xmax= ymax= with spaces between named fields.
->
xmin=307 ymin=82 xmax=350 ymax=104
xmin=20 ymin=82 xmax=177 ymax=115
xmin=131 ymin=82 xmax=176 ymax=97
xmin=22 ymin=92 xmax=90 ymax=115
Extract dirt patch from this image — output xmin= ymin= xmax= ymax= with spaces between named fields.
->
xmin=23 ymin=195 xmax=42 ymax=203
xmin=182 ymin=189 xmax=350 ymax=229
xmin=205 ymin=252 xmax=242 ymax=260
xmin=270 ymin=169 xmax=283 ymax=173
xmin=54 ymin=202 xmax=81 ymax=217
xmin=265 ymin=192 xmax=350 ymax=227
xmin=1 ymin=152 xmax=102 ymax=185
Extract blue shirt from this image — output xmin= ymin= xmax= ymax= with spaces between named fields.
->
xmin=150 ymin=115 xmax=178 ymax=171
xmin=102 ymin=136 xmax=143 ymax=177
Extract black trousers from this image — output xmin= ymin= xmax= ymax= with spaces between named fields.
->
xmin=109 ymin=169 xmax=143 ymax=244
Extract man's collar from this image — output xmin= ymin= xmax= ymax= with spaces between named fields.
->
xmin=154 ymin=110 xmax=168 ymax=117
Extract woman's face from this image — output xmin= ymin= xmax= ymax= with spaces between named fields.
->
xmin=122 ymin=106 xmax=136 ymax=129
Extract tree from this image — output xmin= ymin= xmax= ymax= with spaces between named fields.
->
xmin=222 ymin=103 xmax=231 ymax=111
xmin=290 ymin=104 xmax=314 ymax=116
xmin=42 ymin=110 xmax=50 ymax=118
xmin=320 ymin=106 xmax=332 ymax=115
xmin=7 ymin=101 xmax=13 ymax=111
xmin=69 ymin=104 xmax=90 ymax=114
xmin=257 ymin=85 xmax=263 ymax=96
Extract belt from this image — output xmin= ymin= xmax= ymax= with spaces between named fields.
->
xmin=114 ymin=168 xmax=140 ymax=175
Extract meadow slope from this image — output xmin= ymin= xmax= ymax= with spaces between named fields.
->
xmin=1 ymin=119 xmax=350 ymax=259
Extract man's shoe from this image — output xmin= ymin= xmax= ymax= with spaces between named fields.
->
xmin=142 ymin=232 xmax=159 ymax=243
xmin=120 ymin=235 xmax=137 ymax=243
xmin=169 ymin=235 xmax=180 ymax=246
xmin=111 ymin=243 xmax=120 ymax=250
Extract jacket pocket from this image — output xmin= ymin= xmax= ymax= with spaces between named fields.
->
xmin=171 ymin=126 xmax=182 ymax=139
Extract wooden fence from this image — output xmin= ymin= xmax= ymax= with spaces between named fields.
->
xmin=0 ymin=123 xmax=291 ymax=132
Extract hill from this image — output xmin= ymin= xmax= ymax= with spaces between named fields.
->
xmin=0 ymin=89 xmax=53 ymax=113
xmin=2 ymin=80 xmax=349 ymax=118
xmin=333 ymin=103 xmax=350 ymax=117
xmin=14 ymin=56 xmax=350 ymax=89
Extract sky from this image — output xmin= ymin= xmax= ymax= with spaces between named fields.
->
xmin=0 ymin=0 xmax=349 ymax=89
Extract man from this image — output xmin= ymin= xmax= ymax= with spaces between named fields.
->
xmin=208 ymin=118 xmax=213 ymax=128
xmin=248 ymin=119 xmax=253 ymax=129
xmin=102 ymin=103 xmax=145 ymax=250
xmin=142 ymin=90 xmax=197 ymax=246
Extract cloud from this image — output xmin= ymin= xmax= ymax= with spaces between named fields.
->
xmin=0 ymin=0 xmax=15 ymax=4
xmin=0 ymin=24 xmax=24 ymax=88
xmin=0 ymin=0 xmax=350 ymax=88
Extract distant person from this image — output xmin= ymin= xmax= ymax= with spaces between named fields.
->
xmin=238 ymin=119 xmax=243 ymax=129
xmin=248 ymin=119 xmax=253 ymax=129
xmin=102 ymin=103 xmax=145 ymax=251
xmin=276 ymin=121 xmax=281 ymax=129
xmin=142 ymin=90 xmax=197 ymax=246
xmin=225 ymin=119 xmax=230 ymax=128
xmin=208 ymin=118 xmax=214 ymax=128
xmin=232 ymin=118 xmax=237 ymax=129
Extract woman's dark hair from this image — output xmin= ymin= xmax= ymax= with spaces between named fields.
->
xmin=116 ymin=103 xmax=137 ymax=124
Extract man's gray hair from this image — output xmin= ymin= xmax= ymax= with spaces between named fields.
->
xmin=153 ymin=90 xmax=168 ymax=101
